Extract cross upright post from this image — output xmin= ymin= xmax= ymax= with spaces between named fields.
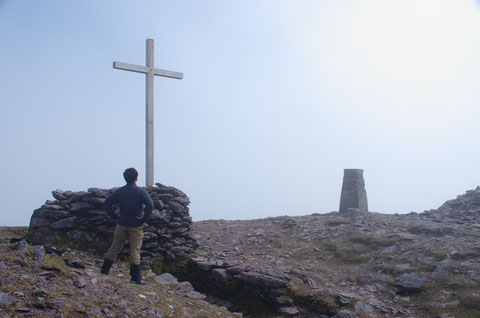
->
xmin=113 ymin=39 xmax=183 ymax=186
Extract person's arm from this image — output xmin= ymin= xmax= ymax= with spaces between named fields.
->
xmin=104 ymin=191 xmax=119 ymax=220
xmin=138 ymin=190 xmax=154 ymax=224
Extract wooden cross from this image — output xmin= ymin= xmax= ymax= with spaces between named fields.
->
xmin=113 ymin=38 xmax=183 ymax=186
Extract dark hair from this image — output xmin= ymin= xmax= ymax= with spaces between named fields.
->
xmin=123 ymin=167 xmax=138 ymax=183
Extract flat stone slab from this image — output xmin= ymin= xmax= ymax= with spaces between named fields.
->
xmin=396 ymin=272 xmax=427 ymax=294
xmin=0 ymin=292 xmax=19 ymax=308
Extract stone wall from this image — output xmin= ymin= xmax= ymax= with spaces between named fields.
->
xmin=27 ymin=183 xmax=198 ymax=264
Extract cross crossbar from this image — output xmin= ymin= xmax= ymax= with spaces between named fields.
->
xmin=113 ymin=61 xmax=183 ymax=79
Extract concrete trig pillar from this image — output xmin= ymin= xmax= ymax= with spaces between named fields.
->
xmin=339 ymin=169 xmax=368 ymax=214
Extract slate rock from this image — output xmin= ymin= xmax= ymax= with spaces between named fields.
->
xmin=90 ymin=306 xmax=102 ymax=315
xmin=33 ymin=245 xmax=45 ymax=261
xmin=354 ymin=301 xmax=374 ymax=314
xmin=332 ymin=310 xmax=359 ymax=318
xmin=0 ymin=261 xmax=7 ymax=272
xmin=154 ymin=273 xmax=178 ymax=285
xmin=11 ymin=239 xmax=27 ymax=253
xmin=396 ymin=272 xmax=427 ymax=294
xmin=212 ymin=268 xmax=230 ymax=281
xmin=0 ymin=292 xmax=19 ymax=308
xmin=51 ymin=216 xmax=78 ymax=229
xmin=185 ymin=291 xmax=207 ymax=300
xmin=31 ymin=288 xmax=50 ymax=297
xmin=147 ymin=307 xmax=164 ymax=318
xmin=336 ymin=293 xmax=355 ymax=305
xmin=74 ymin=276 xmax=87 ymax=288
xmin=358 ymin=274 xmax=386 ymax=288
xmin=278 ymin=306 xmax=300 ymax=315
xmin=175 ymin=281 xmax=194 ymax=294
xmin=237 ymin=271 xmax=288 ymax=288
xmin=29 ymin=217 xmax=53 ymax=228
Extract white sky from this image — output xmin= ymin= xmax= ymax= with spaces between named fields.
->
xmin=1 ymin=0 xmax=479 ymax=225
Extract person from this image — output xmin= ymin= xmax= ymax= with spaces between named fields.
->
xmin=100 ymin=167 xmax=154 ymax=284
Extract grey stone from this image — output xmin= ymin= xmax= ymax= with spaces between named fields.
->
xmin=358 ymin=274 xmax=386 ymax=287
xmin=32 ymin=245 xmax=45 ymax=261
xmin=0 ymin=292 xmax=19 ymax=308
xmin=175 ymin=281 xmax=194 ymax=294
xmin=354 ymin=301 xmax=374 ymax=313
xmin=396 ymin=272 xmax=427 ymax=294
xmin=332 ymin=310 xmax=359 ymax=318
xmin=237 ymin=271 xmax=288 ymax=288
xmin=339 ymin=169 xmax=368 ymax=214
xmin=11 ymin=240 xmax=27 ymax=253
xmin=29 ymin=217 xmax=52 ymax=228
xmin=0 ymin=261 xmax=7 ymax=272
xmin=147 ymin=307 xmax=164 ymax=318
xmin=90 ymin=306 xmax=102 ymax=315
xmin=154 ymin=273 xmax=178 ymax=285
xmin=212 ymin=268 xmax=230 ymax=281
xmin=74 ymin=276 xmax=87 ymax=288
xmin=278 ymin=306 xmax=300 ymax=315
xmin=51 ymin=216 xmax=78 ymax=229
xmin=336 ymin=293 xmax=354 ymax=305
xmin=31 ymin=288 xmax=50 ymax=297
xmin=185 ymin=291 xmax=206 ymax=300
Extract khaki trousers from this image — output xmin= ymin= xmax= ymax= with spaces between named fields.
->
xmin=105 ymin=224 xmax=144 ymax=265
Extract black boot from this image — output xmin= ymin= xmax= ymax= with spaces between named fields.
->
xmin=130 ymin=264 xmax=147 ymax=285
xmin=100 ymin=258 xmax=114 ymax=275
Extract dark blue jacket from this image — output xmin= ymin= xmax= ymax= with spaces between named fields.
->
xmin=104 ymin=183 xmax=154 ymax=228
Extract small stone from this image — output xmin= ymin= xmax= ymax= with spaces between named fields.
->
xmin=147 ymin=307 xmax=164 ymax=318
xmin=33 ymin=245 xmax=45 ymax=261
xmin=395 ymin=273 xmax=427 ymax=294
xmin=74 ymin=276 xmax=87 ymax=288
xmin=332 ymin=310 xmax=359 ymax=318
xmin=11 ymin=240 xmax=27 ymax=253
xmin=336 ymin=293 xmax=353 ymax=305
xmin=185 ymin=291 xmax=206 ymax=300
xmin=49 ymin=300 xmax=65 ymax=309
xmin=358 ymin=274 xmax=386 ymax=286
xmin=212 ymin=268 xmax=230 ymax=281
xmin=278 ymin=306 xmax=300 ymax=315
xmin=175 ymin=281 xmax=194 ymax=294
xmin=0 ymin=261 xmax=7 ymax=271
xmin=90 ymin=306 xmax=101 ymax=315
xmin=354 ymin=301 xmax=374 ymax=314
xmin=125 ymin=308 xmax=135 ymax=315
xmin=145 ymin=270 xmax=156 ymax=278
xmin=31 ymin=288 xmax=50 ymax=297
xmin=154 ymin=273 xmax=178 ymax=285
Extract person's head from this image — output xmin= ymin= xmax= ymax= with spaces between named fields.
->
xmin=123 ymin=167 xmax=138 ymax=183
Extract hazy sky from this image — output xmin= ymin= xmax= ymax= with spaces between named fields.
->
xmin=1 ymin=1 xmax=479 ymax=226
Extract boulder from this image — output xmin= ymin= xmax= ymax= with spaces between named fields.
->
xmin=395 ymin=273 xmax=427 ymax=294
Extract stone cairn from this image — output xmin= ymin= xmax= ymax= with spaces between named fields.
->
xmin=27 ymin=183 xmax=198 ymax=264
xmin=339 ymin=169 xmax=368 ymax=215
xmin=422 ymin=186 xmax=480 ymax=223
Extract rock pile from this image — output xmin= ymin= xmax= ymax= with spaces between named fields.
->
xmin=422 ymin=186 xmax=480 ymax=223
xmin=27 ymin=183 xmax=198 ymax=264
xmin=185 ymin=257 xmax=304 ymax=316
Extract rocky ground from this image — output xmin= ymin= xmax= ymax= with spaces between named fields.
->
xmin=192 ymin=188 xmax=480 ymax=318
xmin=1 ymin=188 xmax=480 ymax=317
xmin=0 ymin=227 xmax=239 ymax=318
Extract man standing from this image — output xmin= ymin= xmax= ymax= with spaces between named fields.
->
xmin=100 ymin=167 xmax=154 ymax=284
